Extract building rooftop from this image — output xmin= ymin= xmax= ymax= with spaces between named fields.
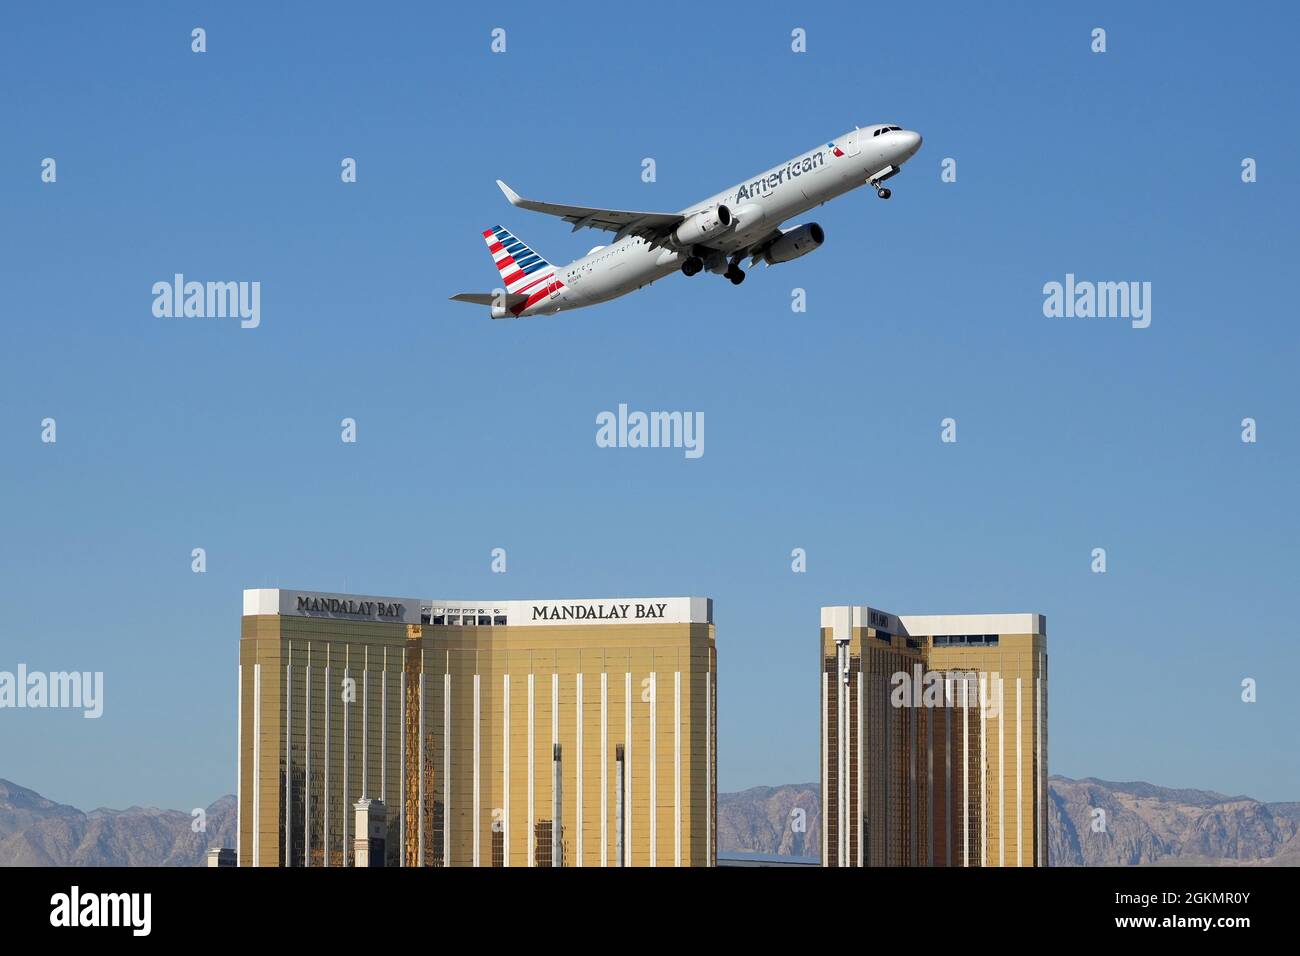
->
xmin=821 ymin=605 xmax=1045 ymax=639
xmin=244 ymin=588 xmax=713 ymax=627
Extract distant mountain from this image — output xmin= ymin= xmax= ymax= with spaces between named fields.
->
xmin=1049 ymin=777 xmax=1300 ymax=866
xmin=3 ymin=775 xmax=1297 ymax=865
xmin=719 ymin=777 xmax=1300 ymax=866
xmin=0 ymin=779 xmax=234 ymax=867
xmin=717 ymin=782 xmax=821 ymax=859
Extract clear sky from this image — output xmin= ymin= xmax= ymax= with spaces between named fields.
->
xmin=2 ymin=2 xmax=1297 ymax=812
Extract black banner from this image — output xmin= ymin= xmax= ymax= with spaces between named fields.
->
xmin=0 ymin=864 xmax=1287 ymax=942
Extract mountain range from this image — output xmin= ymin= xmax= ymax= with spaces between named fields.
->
xmin=2 ymin=775 xmax=1297 ymax=866
xmin=719 ymin=776 xmax=1300 ymax=866
xmin=0 ymin=779 xmax=234 ymax=867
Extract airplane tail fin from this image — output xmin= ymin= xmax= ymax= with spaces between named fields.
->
xmin=482 ymin=225 xmax=554 ymax=294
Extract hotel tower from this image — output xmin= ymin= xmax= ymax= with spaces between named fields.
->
xmin=820 ymin=605 xmax=1047 ymax=867
xmin=238 ymin=588 xmax=717 ymax=867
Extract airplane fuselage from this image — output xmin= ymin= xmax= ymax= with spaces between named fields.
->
xmin=481 ymin=124 xmax=921 ymax=317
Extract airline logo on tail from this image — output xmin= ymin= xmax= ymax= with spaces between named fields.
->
xmin=484 ymin=226 xmax=553 ymax=293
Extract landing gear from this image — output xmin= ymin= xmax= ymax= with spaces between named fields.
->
xmin=724 ymin=254 xmax=746 ymax=285
xmin=870 ymin=164 xmax=900 ymax=199
xmin=681 ymin=256 xmax=704 ymax=277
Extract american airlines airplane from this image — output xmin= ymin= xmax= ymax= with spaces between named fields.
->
xmin=451 ymin=124 xmax=922 ymax=319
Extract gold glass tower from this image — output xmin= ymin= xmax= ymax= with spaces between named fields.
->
xmin=820 ymin=605 xmax=1047 ymax=867
xmin=239 ymin=588 xmax=717 ymax=867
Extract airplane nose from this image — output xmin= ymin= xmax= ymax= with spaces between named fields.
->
xmin=901 ymin=130 xmax=922 ymax=156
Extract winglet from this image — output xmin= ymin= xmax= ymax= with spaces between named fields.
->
xmin=496 ymin=179 xmax=523 ymax=207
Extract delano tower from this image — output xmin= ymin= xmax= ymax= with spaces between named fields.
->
xmin=239 ymin=588 xmax=717 ymax=867
xmin=820 ymin=605 xmax=1047 ymax=867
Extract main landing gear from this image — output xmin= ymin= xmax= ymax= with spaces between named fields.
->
xmin=681 ymin=253 xmax=745 ymax=284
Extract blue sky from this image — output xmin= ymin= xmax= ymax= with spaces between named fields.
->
xmin=2 ymin=1 xmax=1297 ymax=811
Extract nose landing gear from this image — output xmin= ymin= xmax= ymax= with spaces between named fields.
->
xmin=869 ymin=163 xmax=900 ymax=200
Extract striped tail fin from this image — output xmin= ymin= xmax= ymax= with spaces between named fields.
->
xmin=483 ymin=225 xmax=554 ymax=294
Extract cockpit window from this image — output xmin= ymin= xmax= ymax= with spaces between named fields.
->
xmin=873 ymin=126 xmax=903 ymax=136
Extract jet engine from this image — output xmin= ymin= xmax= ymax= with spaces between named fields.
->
xmin=761 ymin=223 xmax=825 ymax=265
xmin=673 ymin=204 xmax=732 ymax=246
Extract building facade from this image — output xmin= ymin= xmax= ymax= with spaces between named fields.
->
xmin=820 ymin=605 xmax=1047 ymax=867
xmin=239 ymin=588 xmax=717 ymax=867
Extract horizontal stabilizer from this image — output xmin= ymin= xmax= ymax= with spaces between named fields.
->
xmin=450 ymin=292 xmax=528 ymax=307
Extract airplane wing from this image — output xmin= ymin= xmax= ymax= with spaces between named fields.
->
xmin=496 ymin=180 xmax=683 ymax=244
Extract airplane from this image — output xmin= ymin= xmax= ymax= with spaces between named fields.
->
xmin=450 ymin=124 xmax=922 ymax=319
